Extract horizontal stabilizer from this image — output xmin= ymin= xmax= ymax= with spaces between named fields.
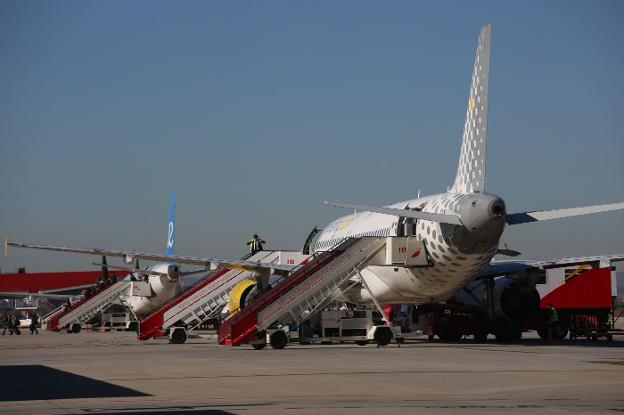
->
xmin=322 ymin=201 xmax=463 ymax=226
xmin=506 ymin=201 xmax=624 ymax=225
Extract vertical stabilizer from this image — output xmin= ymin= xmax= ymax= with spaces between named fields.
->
xmin=451 ymin=24 xmax=491 ymax=194
xmin=167 ymin=192 xmax=175 ymax=256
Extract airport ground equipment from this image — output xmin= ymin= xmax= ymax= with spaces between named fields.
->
xmin=100 ymin=309 xmax=138 ymax=331
xmin=535 ymin=266 xmax=621 ymax=341
xmin=219 ymin=237 xmax=420 ymax=349
xmin=46 ymin=281 xmax=131 ymax=332
xmin=41 ymin=304 xmax=67 ymax=329
xmin=262 ymin=310 xmax=402 ymax=349
xmin=138 ymin=250 xmax=308 ymax=343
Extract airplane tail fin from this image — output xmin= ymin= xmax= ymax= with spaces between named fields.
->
xmin=167 ymin=192 xmax=175 ymax=256
xmin=450 ymin=24 xmax=491 ymax=194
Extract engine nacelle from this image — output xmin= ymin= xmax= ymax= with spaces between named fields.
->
xmin=166 ymin=264 xmax=180 ymax=282
xmin=453 ymin=275 xmax=540 ymax=323
xmin=499 ymin=282 xmax=540 ymax=321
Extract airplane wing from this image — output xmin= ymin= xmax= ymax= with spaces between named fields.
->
xmin=6 ymin=240 xmax=296 ymax=276
xmin=0 ymin=291 xmax=81 ymax=301
xmin=92 ymin=262 xmax=211 ymax=277
xmin=477 ymin=254 xmax=624 ymax=279
xmin=322 ymin=201 xmax=463 ymax=225
xmin=506 ymin=202 xmax=624 ymax=225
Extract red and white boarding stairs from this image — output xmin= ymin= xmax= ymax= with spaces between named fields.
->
xmin=138 ymin=250 xmax=309 ymax=342
xmin=218 ymin=237 xmax=398 ymax=347
xmin=44 ymin=281 xmax=131 ymax=332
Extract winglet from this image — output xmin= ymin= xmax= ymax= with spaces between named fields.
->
xmin=3 ymin=233 xmax=8 ymax=257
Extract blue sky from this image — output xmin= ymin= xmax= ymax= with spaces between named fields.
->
xmin=1 ymin=1 xmax=623 ymax=272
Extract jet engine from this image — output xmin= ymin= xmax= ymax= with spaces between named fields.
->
xmin=498 ymin=280 xmax=540 ymax=321
xmin=453 ymin=274 xmax=541 ymax=323
xmin=166 ymin=264 xmax=180 ymax=282
xmin=227 ymin=280 xmax=257 ymax=315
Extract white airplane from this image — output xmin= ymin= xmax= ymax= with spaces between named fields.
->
xmin=4 ymin=24 xmax=624 ymax=312
xmin=3 ymin=191 xmax=293 ymax=317
xmin=1 ymin=193 xmax=210 ymax=316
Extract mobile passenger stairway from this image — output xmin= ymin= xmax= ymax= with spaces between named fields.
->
xmin=138 ymin=250 xmax=308 ymax=343
xmin=218 ymin=237 xmax=401 ymax=348
xmin=45 ymin=281 xmax=131 ymax=332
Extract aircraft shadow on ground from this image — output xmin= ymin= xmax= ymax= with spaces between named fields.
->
xmin=0 ymin=365 xmax=149 ymax=401
xmin=86 ymin=412 xmax=234 ymax=415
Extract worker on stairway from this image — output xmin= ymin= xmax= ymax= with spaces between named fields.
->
xmin=246 ymin=234 xmax=266 ymax=255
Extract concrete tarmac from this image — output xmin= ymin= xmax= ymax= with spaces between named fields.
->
xmin=0 ymin=330 xmax=623 ymax=415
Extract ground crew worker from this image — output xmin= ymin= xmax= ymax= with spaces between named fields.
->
xmin=1 ymin=312 xmax=12 ymax=335
xmin=10 ymin=312 xmax=20 ymax=335
xmin=29 ymin=312 xmax=39 ymax=335
xmin=548 ymin=303 xmax=559 ymax=341
xmin=246 ymin=234 xmax=266 ymax=255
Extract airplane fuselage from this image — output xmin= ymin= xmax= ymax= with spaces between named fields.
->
xmin=124 ymin=262 xmax=181 ymax=315
xmin=312 ymin=192 xmax=506 ymax=303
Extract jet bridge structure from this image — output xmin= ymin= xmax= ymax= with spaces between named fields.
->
xmin=138 ymin=250 xmax=308 ymax=343
xmin=218 ymin=237 xmax=417 ymax=348
xmin=45 ymin=281 xmax=131 ymax=332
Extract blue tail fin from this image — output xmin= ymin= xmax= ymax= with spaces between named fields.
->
xmin=167 ymin=192 xmax=175 ymax=256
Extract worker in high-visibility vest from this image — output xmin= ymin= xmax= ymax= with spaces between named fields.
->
xmin=548 ymin=303 xmax=559 ymax=342
xmin=246 ymin=234 xmax=266 ymax=255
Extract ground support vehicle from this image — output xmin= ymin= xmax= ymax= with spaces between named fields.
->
xmin=251 ymin=310 xmax=402 ymax=349
xmin=533 ymin=266 xmax=619 ymax=342
xmin=220 ymin=237 xmax=425 ymax=349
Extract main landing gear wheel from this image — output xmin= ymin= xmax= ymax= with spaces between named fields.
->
xmin=269 ymin=331 xmax=288 ymax=350
xmin=374 ymin=327 xmax=392 ymax=347
xmin=356 ymin=340 xmax=369 ymax=346
xmin=252 ymin=343 xmax=266 ymax=350
xmin=170 ymin=327 xmax=187 ymax=344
